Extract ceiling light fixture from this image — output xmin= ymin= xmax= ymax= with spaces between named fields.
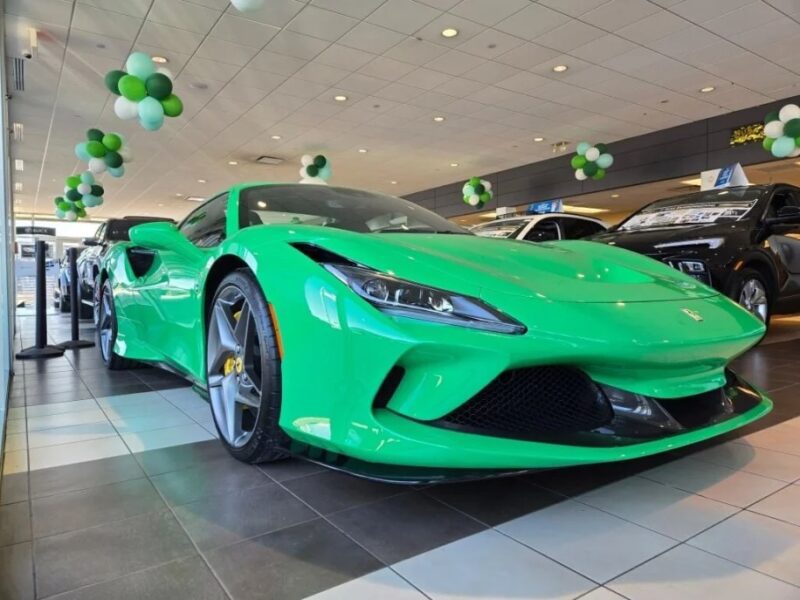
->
xmin=12 ymin=122 xmax=23 ymax=141
xmin=441 ymin=27 xmax=459 ymax=38
xmin=14 ymin=159 xmax=23 ymax=171
xmin=433 ymin=116 xmax=445 ymax=122
xmin=533 ymin=136 xmax=544 ymax=142
xmin=175 ymin=193 xmax=183 ymax=197
xmin=334 ymin=94 xmax=347 ymax=102
xmin=358 ymin=148 xmax=368 ymax=153
xmin=390 ymin=180 xmax=397 ymax=184
xmin=563 ymin=205 xmax=609 ymax=215
xmin=228 ymin=160 xmax=238 ymax=165
xmin=197 ymin=179 xmax=206 ymax=183
xmin=552 ymin=65 xmax=568 ymax=73
xmin=699 ymin=86 xmax=715 ymax=93
xmin=611 ymin=193 xmax=620 ymax=198
xmin=270 ymin=134 xmax=282 ymax=140
xmin=681 ymin=178 xmax=703 ymax=186
xmin=14 ymin=182 xmax=23 ymax=192
xmin=152 ymin=56 xmax=168 ymax=64
xmin=450 ymin=162 xmax=459 ymax=167
xmin=187 ymin=196 xmax=205 ymax=202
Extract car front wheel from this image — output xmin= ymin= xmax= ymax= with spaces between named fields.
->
xmin=730 ymin=268 xmax=771 ymax=325
xmin=97 ymin=279 xmax=134 ymax=370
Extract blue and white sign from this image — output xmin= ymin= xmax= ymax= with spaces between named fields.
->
xmin=700 ymin=163 xmax=749 ymax=191
xmin=527 ymin=199 xmax=563 ymax=214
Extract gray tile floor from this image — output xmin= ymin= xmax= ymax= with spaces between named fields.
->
xmin=2 ymin=314 xmax=800 ymax=599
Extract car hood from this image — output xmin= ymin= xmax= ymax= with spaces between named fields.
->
xmin=591 ymin=222 xmax=735 ymax=254
xmin=288 ymin=228 xmax=718 ymax=303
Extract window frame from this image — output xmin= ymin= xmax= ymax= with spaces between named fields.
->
xmin=178 ymin=192 xmax=230 ymax=248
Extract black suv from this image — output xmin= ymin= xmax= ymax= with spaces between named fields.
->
xmin=77 ymin=216 xmax=174 ymax=319
xmin=592 ymin=184 xmax=800 ymax=325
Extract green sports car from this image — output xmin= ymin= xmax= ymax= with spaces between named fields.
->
xmin=97 ymin=183 xmax=771 ymax=482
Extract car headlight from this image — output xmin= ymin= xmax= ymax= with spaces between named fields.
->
xmin=324 ymin=264 xmax=526 ymax=334
xmin=654 ymin=237 xmax=724 ymax=250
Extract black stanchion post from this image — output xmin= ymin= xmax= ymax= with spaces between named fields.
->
xmin=57 ymin=246 xmax=94 ymax=350
xmin=16 ymin=240 xmax=65 ymax=359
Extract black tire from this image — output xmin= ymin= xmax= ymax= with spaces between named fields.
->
xmin=727 ymin=268 xmax=772 ymax=326
xmin=207 ymin=270 xmax=288 ymax=464
xmin=97 ymin=279 xmax=135 ymax=370
xmin=57 ymin=293 xmax=70 ymax=313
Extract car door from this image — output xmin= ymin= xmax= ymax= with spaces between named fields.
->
xmin=764 ymin=187 xmax=800 ymax=296
xmin=521 ymin=217 xmax=561 ymax=242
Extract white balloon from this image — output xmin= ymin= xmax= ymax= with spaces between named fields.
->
xmin=230 ymin=0 xmax=265 ymax=10
xmin=88 ymin=157 xmax=106 ymax=174
xmin=467 ymin=194 xmax=480 ymax=206
xmin=482 ymin=180 xmax=492 ymax=191
xmin=114 ymin=96 xmax=139 ymax=120
xmin=300 ymin=154 xmax=313 ymax=167
xmin=575 ymin=168 xmax=587 ymax=181
xmin=791 ymin=147 xmax=800 ymax=157
xmin=585 ymin=147 xmax=600 ymax=162
xmin=65 ymin=210 xmax=78 ymax=221
xmin=765 ymin=119 xmax=785 ymax=139
xmin=779 ymin=103 xmax=800 ymax=123
xmin=77 ymin=183 xmax=91 ymax=195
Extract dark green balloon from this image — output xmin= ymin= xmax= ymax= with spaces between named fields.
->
xmin=145 ymin=73 xmax=173 ymax=101
xmin=765 ymin=110 xmax=780 ymax=124
xmin=77 ymin=206 xmax=86 ymax=218
xmin=306 ymin=164 xmax=319 ymax=177
xmin=474 ymin=183 xmax=485 ymax=195
xmin=54 ymin=196 xmax=63 ymax=206
xmin=87 ymin=128 xmax=104 ymax=142
xmin=91 ymin=185 xmax=104 ymax=197
xmin=86 ymin=140 xmax=106 ymax=158
xmin=595 ymin=143 xmax=608 ymax=154
xmin=104 ymin=70 xmax=126 ymax=95
xmin=313 ymin=155 xmax=326 ymax=168
xmin=104 ymin=151 xmax=123 ymax=168
xmin=583 ymin=162 xmax=598 ymax=177
xmin=784 ymin=118 xmax=800 ymax=138
xmin=66 ymin=189 xmax=81 ymax=202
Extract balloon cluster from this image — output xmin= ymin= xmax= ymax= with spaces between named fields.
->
xmin=571 ymin=142 xmax=613 ymax=181
xmin=54 ymin=172 xmax=104 ymax=220
xmin=462 ymin=177 xmax=493 ymax=207
xmin=762 ymin=104 xmax=800 ymax=158
xmin=106 ymin=52 xmax=183 ymax=131
xmin=299 ymin=154 xmax=331 ymax=184
xmin=231 ymin=0 xmax=264 ymax=10
xmin=75 ymin=129 xmax=131 ymax=177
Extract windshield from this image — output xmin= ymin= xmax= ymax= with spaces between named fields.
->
xmin=618 ymin=188 xmax=762 ymax=231
xmin=239 ymin=185 xmax=468 ymax=234
xmin=471 ymin=219 xmax=528 ymax=239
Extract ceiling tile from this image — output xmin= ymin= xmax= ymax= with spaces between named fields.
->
xmin=398 ymin=67 xmax=454 ymax=89
xmin=210 ymin=14 xmax=279 ymax=48
xmin=196 ymin=36 xmax=259 ymax=66
xmin=286 ymin=6 xmax=358 ymax=41
xmin=338 ymin=72 xmax=389 ymax=94
xmin=358 ymin=56 xmax=417 ymax=81
xmin=264 ymin=30 xmax=330 ymax=60
xmin=571 ymin=34 xmax=638 ymax=63
xmin=230 ymin=0 xmax=305 ymax=28
xmin=426 ymin=50 xmax=486 ymax=76
xmin=537 ymin=0 xmax=612 ymax=17
xmin=462 ymin=60 xmax=521 ymax=85
xmin=455 ymin=28 xmax=524 ymax=59
xmin=449 ymin=0 xmax=528 ymax=26
xmin=315 ymin=44 xmax=376 ymax=71
xmin=183 ymin=56 xmax=238 ymax=83
xmin=494 ymin=4 xmax=570 ymax=41
xmin=339 ymin=22 xmax=405 ymax=54
xmin=79 ymin=0 xmax=152 ymax=19
xmin=580 ymin=0 xmax=660 ymax=31
xmin=616 ymin=10 xmax=688 ymax=45
xmin=7 ymin=0 xmax=73 ymax=26
xmin=495 ymin=71 xmax=552 ymax=95
xmin=534 ymin=20 xmax=605 ymax=52
xmin=73 ymin=3 xmax=143 ymax=41
xmin=494 ymin=42 xmax=560 ymax=70
xmin=384 ymin=37 xmax=449 ymax=65
xmin=138 ymin=21 xmax=205 ymax=53
xmin=703 ymin=2 xmax=783 ymax=36
xmin=148 ymin=0 xmax=221 ymax=34
xmin=434 ymin=76 xmax=487 ymax=96
xmin=365 ymin=0 xmax=441 ymax=35
xmin=310 ymin=0 xmax=388 ymax=19
xmin=275 ymin=76 xmax=330 ymax=100
xmin=249 ymin=49 xmax=307 ymax=75
xmin=669 ymin=0 xmax=752 ymax=23
xmin=294 ymin=61 xmax=350 ymax=85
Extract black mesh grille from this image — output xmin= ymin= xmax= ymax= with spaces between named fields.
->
xmin=439 ymin=366 xmax=613 ymax=439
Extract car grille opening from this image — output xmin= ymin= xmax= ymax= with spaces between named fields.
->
xmin=438 ymin=366 xmax=613 ymax=440
xmin=374 ymin=366 xmax=405 ymax=408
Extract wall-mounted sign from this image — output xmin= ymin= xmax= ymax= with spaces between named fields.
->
xmin=16 ymin=226 xmax=56 ymax=236
xmin=730 ymin=123 xmax=764 ymax=146
xmin=527 ymin=199 xmax=563 ymax=214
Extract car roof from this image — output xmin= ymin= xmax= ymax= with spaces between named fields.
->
xmin=474 ymin=213 xmax=606 ymax=227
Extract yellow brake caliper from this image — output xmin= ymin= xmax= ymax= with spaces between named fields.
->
xmin=223 ymin=310 xmax=248 ymax=410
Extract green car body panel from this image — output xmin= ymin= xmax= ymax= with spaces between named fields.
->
xmin=100 ymin=182 xmax=772 ymax=472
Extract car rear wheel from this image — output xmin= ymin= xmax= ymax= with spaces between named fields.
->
xmin=206 ymin=270 xmax=287 ymax=464
xmin=731 ymin=268 xmax=771 ymax=325
xmin=97 ymin=279 xmax=134 ymax=370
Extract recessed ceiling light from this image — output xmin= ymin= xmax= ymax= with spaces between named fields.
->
xmin=270 ymin=134 xmax=282 ymax=140
xmin=390 ymin=180 xmax=397 ymax=184
xmin=450 ymin=162 xmax=459 ymax=167
xmin=12 ymin=122 xmax=23 ymax=141
xmin=441 ymin=27 xmax=458 ymax=38
xmin=197 ymin=179 xmax=206 ymax=183
xmin=152 ymin=56 xmax=168 ymax=64
xmin=552 ymin=65 xmax=568 ymax=73
xmin=433 ymin=116 xmax=445 ymax=122
xmin=358 ymin=148 xmax=368 ymax=153
xmin=334 ymin=95 xmax=348 ymax=102
xmin=158 ymin=203 xmax=164 ymax=207
xmin=187 ymin=196 xmax=205 ymax=202
xmin=14 ymin=159 xmax=23 ymax=171
xmin=533 ymin=136 xmax=544 ymax=142
xmin=228 ymin=160 xmax=238 ymax=165
xmin=699 ymin=86 xmax=715 ymax=93
xmin=611 ymin=193 xmax=620 ymax=198
xmin=175 ymin=193 xmax=183 ymax=197
xmin=681 ymin=178 xmax=703 ymax=186
xmin=14 ymin=182 xmax=23 ymax=192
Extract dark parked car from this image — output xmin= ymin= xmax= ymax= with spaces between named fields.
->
xmin=53 ymin=251 xmax=73 ymax=314
xmin=592 ymin=184 xmax=800 ymax=325
xmin=77 ymin=216 xmax=174 ymax=319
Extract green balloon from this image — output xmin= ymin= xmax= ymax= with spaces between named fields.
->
xmin=53 ymin=196 xmax=63 ymax=206
xmin=118 ymin=74 xmax=147 ymax=101
xmin=57 ymin=201 xmax=71 ymax=211
xmin=765 ymin=110 xmax=780 ymax=124
xmin=594 ymin=143 xmax=608 ymax=154
xmin=313 ymin=155 xmax=327 ymax=168
xmin=91 ymin=184 xmax=104 ymax=197
xmin=469 ymin=176 xmax=480 ymax=187
xmin=66 ymin=175 xmax=80 ymax=188
xmin=104 ymin=70 xmax=126 ymax=95
xmin=87 ymin=128 xmax=104 ymax=142
xmin=784 ymin=118 xmax=800 ymax=138
xmin=161 ymin=94 xmax=183 ymax=117
xmin=583 ymin=162 xmax=598 ymax=177
xmin=479 ymin=192 xmax=491 ymax=203
xmin=570 ymin=155 xmax=587 ymax=170
xmin=102 ymin=133 xmax=122 ymax=152
xmin=66 ymin=189 xmax=81 ymax=202
xmin=145 ymin=73 xmax=173 ymax=101
xmin=474 ymin=183 xmax=485 ymax=195
xmin=592 ymin=168 xmax=606 ymax=180
xmin=75 ymin=200 xmax=85 ymax=209
xmin=306 ymin=164 xmax=319 ymax=177
xmin=86 ymin=140 xmax=106 ymax=158
xmin=77 ymin=206 xmax=86 ymax=218
xmin=763 ymin=137 xmax=774 ymax=151
xmin=104 ymin=151 xmax=123 ymax=168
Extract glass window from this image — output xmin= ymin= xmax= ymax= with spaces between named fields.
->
xmin=559 ymin=217 xmax=604 ymax=239
xmin=180 ymin=194 xmax=229 ymax=247
xmin=766 ymin=189 xmax=800 ymax=219
xmin=239 ymin=185 xmax=467 ymax=234
xmin=524 ymin=218 xmax=560 ymax=242
xmin=94 ymin=223 xmax=106 ymax=241
xmin=471 ymin=219 xmax=529 ymax=239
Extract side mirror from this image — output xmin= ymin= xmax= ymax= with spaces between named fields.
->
xmin=82 ymin=238 xmax=99 ymax=246
xmin=766 ymin=205 xmax=800 ymax=226
xmin=129 ymin=222 xmax=201 ymax=259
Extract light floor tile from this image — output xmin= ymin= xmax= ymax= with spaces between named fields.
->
xmin=3 ymin=432 xmax=27 ymax=452
xmin=28 ymin=436 xmax=130 ymax=471
xmin=640 ymin=456 xmax=785 ymax=507
xmin=306 ymin=567 xmax=426 ymax=600
xmin=577 ymin=476 xmax=738 ymax=540
xmin=27 ymin=422 xmax=118 ymax=449
xmin=95 ymin=391 xmax=163 ymax=407
xmin=395 ymin=529 xmax=594 ymax=599
xmin=690 ymin=510 xmax=800 ymax=587
xmin=694 ymin=441 xmax=800 ymax=483
xmin=7 ymin=407 xmax=25 ymax=420
xmin=497 ymin=500 xmax=676 ymax=583
xmin=25 ymin=399 xmax=100 ymax=418
xmin=110 ymin=409 xmax=194 ymax=434
xmin=3 ymin=449 xmax=28 ymax=474
xmin=26 ymin=408 xmax=109 ymax=432
xmin=100 ymin=398 xmax=179 ymax=420
xmin=120 ymin=423 xmax=214 ymax=453
xmin=5 ymin=418 xmax=26 ymax=434
xmin=159 ymin=387 xmax=206 ymax=408
xmin=739 ymin=426 xmax=800 ymax=457
xmin=581 ymin=588 xmax=627 ymax=600
xmin=610 ymin=544 xmax=800 ymax=600
xmin=750 ymin=485 xmax=800 ymax=527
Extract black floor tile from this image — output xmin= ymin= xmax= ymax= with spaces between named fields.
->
xmin=205 ymin=519 xmax=382 ymax=600
xmin=34 ymin=510 xmax=196 ymax=598
xmin=173 ymin=482 xmax=316 ymax=551
xmin=0 ymin=501 xmax=31 ymax=547
xmin=29 ymin=454 xmax=146 ymax=499
xmin=0 ymin=472 xmax=29 ymax=506
xmin=24 ymin=390 xmax=95 ymax=406
xmin=282 ymin=470 xmax=402 ymax=515
xmin=32 ymin=478 xmax=166 ymax=538
xmin=0 ymin=542 xmax=34 ymax=600
xmin=526 ymin=460 xmax=653 ymax=497
xmin=424 ymin=475 xmax=564 ymax=526
xmin=257 ymin=457 xmax=326 ymax=482
xmin=84 ymin=382 xmax=152 ymax=397
xmin=327 ymin=491 xmax=484 ymax=564
xmin=51 ymin=556 xmax=228 ymax=600
xmin=150 ymin=457 xmax=270 ymax=506
xmin=133 ymin=439 xmax=230 ymax=477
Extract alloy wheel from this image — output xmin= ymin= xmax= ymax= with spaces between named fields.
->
xmin=738 ymin=278 xmax=769 ymax=322
xmin=207 ymin=285 xmax=263 ymax=448
xmin=98 ymin=290 xmax=113 ymax=361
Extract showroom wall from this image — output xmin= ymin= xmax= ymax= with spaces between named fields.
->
xmin=406 ymin=95 xmax=800 ymax=218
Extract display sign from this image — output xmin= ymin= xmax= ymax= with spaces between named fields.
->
xmin=699 ymin=163 xmax=749 ymax=191
xmin=527 ymin=199 xmax=563 ymax=214
xmin=730 ymin=123 xmax=764 ymax=146
xmin=16 ymin=225 xmax=56 ymax=236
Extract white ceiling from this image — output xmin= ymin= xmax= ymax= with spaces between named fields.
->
xmin=5 ymin=0 xmax=800 ymax=222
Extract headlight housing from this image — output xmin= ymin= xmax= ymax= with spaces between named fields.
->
xmin=325 ymin=264 xmax=526 ymax=334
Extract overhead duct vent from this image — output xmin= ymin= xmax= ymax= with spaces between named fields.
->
xmin=12 ymin=57 xmax=24 ymax=91
xmin=254 ymin=155 xmax=284 ymax=165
